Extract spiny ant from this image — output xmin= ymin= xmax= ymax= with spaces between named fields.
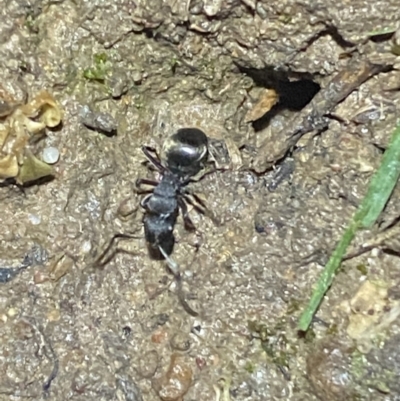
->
xmin=137 ymin=128 xmax=217 ymax=315
xmin=95 ymin=128 xmax=214 ymax=316
xmin=137 ymin=128 xmax=209 ymax=264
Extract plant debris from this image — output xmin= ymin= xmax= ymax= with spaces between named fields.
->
xmin=343 ymin=280 xmax=400 ymax=353
xmin=0 ymin=90 xmax=63 ymax=184
xmin=244 ymin=88 xmax=279 ymax=123
xmin=252 ymin=57 xmax=388 ymax=173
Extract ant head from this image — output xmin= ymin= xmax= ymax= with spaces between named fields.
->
xmin=162 ymin=128 xmax=208 ymax=177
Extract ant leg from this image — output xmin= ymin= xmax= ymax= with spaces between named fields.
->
xmin=141 ymin=146 xmax=165 ymax=172
xmin=94 ymin=233 xmax=140 ymax=268
xmin=136 ymin=178 xmax=158 ymax=188
xmin=178 ymin=198 xmax=196 ymax=231
xmin=137 ymin=189 xmax=154 ymax=198
xmin=140 ymin=194 xmax=152 ymax=209
xmin=136 ymin=179 xmax=157 ymax=196
xmin=182 ymin=187 xmax=207 ymax=209
xmin=187 ymin=167 xmax=219 ymax=183
xmin=189 ymin=191 xmax=207 ymax=209
xmin=158 ymin=245 xmax=199 ymax=317
xmin=182 ymin=194 xmax=206 ymax=215
xmin=183 ymin=193 xmax=220 ymax=226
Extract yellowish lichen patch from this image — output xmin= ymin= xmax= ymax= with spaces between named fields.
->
xmin=0 ymin=90 xmax=63 ymax=184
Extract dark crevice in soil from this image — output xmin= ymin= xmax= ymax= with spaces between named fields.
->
xmin=237 ymin=64 xmax=321 ymax=131
xmin=278 ymin=79 xmax=321 ymax=110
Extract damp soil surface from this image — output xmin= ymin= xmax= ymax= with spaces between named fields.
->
xmin=1 ymin=1 xmax=400 ymax=400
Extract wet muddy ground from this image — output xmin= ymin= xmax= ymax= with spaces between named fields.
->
xmin=1 ymin=1 xmax=400 ymax=400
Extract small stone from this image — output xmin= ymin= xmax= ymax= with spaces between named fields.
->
xmin=28 ymin=214 xmax=41 ymax=225
xmin=80 ymin=240 xmax=92 ymax=254
xmin=80 ymin=105 xmax=117 ymax=136
xmin=307 ymin=339 xmax=355 ymax=400
xmin=42 ymin=146 xmax=60 ymax=164
xmin=47 ymin=308 xmax=61 ymax=322
xmin=116 ymin=374 xmax=144 ymax=401
xmin=49 ymin=256 xmax=73 ymax=281
xmin=158 ymin=353 xmax=193 ymax=401
xmin=132 ymin=71 xmax=142 ymax=84
xmin=151 ymin=328 xmax=169 ymax=344
xmin=203 ymin=0 xmax=222 ymax=16
xmin=170 ymin=332 xmax=191 ymax=351
xmin=107 ymin=71 xmax=130 ymax=98
xmin=7 ymin=308 xmax=18 ymax=317
xmin=189 ymin=2 xmax=203 ymax=14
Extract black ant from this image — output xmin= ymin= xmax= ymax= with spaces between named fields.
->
xmin=137 ymin=128 xmax=210 ymax=270
xmin=95 ymin=128 xmax=214 ymax=316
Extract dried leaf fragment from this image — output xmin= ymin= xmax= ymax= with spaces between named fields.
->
xmin=0 ymin=90 xmax=62 ymax=183
xmin=344 ymin=280 xmax=400 ymax=353
xmin=245 ymin=89 xmax=279 ymax=122
xmin=0 ymin=124 xmax=10 ymax=148
xmin=20 ymin=90 xmax=63 ymax=128
xmin=17 ymin=151 xmax=54 ymax=184
xmin=0 ymin=154 xmax=19 ymax=178
xmin=225 ymin=137 xmax=242 ymax=170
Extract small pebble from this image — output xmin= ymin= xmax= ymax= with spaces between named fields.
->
xmin=132 ymin=71 xmax=142 ymax=84
xmin=47 ymin=308 xmax=61 ymax=322
xmin=34 ymin=270 xmax=50 ymax=284
xmin=158 ymin=354 xmax=193 ymax=401
xmin=170 ymin=332 xmax=191 ymax=352
xmin=107 ymin=71 xmax=130 ymax=98
xmin=28 ymin=214 xmax=41 ymax=225
xmin=80 ymin=240 xmax=92 ymax=254
xmin=116 ymin=374 xmax=144 ymax=401
xmin=42 ymin=146 xmax=60 ymax=164
xmin=80 ymin=105 xmax=117 ymax=136
xmin=151 ymin=328 xmax=169 ymax=344
xmin=7 ymin=308 xmax=18 ymax=317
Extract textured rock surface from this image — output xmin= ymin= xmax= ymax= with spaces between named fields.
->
xmin=0 ymin=0 xmax=399 ymax=400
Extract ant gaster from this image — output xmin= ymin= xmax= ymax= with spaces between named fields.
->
xmin=136 ymin=128 xmax=210 ymax=278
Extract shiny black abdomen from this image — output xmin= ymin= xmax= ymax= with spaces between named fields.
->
xmin=143 ymin=211 xmax=178 ymax=258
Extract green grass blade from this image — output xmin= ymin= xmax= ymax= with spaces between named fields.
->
xmin=357 ymin=123 xmax=400 ymax=227
xmin=297 ymin=222 xmax=358 ymax=331
xmin=367 ymin=27 xmax=398 ymax=37
xmin=298 ymin=121 xmax=400 ymax=332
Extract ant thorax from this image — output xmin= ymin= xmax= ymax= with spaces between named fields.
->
xmin=145 ymin=172 xmax=180 ymax=215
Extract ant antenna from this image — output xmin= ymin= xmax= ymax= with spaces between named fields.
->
xmin=158 ymin=245 xmax=180 ymax=278
xmin=94 ymin=233 xmax=140 ymax=268
xmin=158 ymin=245 xmax=199 ymax=317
